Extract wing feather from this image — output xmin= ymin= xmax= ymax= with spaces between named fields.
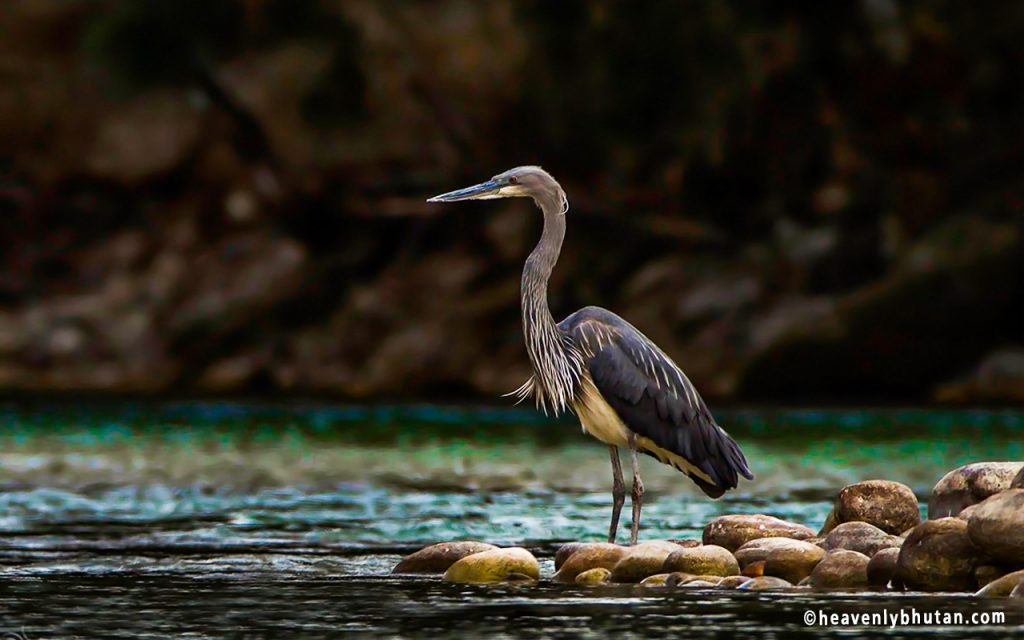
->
xmin=560 ymin=306 xmax=754 ymax=497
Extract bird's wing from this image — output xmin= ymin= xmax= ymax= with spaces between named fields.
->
xmin=559 ymin=307 xmax=753 ymax=497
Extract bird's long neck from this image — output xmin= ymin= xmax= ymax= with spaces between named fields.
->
xmin=520 ymin=187 xmax=580 ymax=413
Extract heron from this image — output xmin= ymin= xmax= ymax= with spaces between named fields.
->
xmin=428 ymin=166 xmax=753 ymax=545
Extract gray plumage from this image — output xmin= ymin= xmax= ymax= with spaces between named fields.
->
xmin=428 ymin=166 xmax=753 ymax=544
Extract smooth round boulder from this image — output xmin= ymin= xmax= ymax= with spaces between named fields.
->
xmin=822 ymin=521 xmax=903 ymax=557
xmin=897 ymin=517 xmax=985 ymax=591
xmin=610 ymin=540 xmax=682 ymax=583
xmin=443 ymin=547 xmax=540 ymax=584
xmin=831 ymin=480 xmax=920 ymax=535
xmin=966 ymin=489 xmax=1024 ymax=566
xmin=738 ymin=576 xmax=793 ymax=590
xmin=393 ymin=541 xmax=498 ymax=574
xmin=703 ymin=514 xmax=815 ymax=551
xmin=974 ymin=569 xmax=1024 ymax=597
xmin=866 ymin=547 xmax=900 ymax=587
xmin=742 ymin=560 xmax=766 ymax=577
xmin=575 ymin=567 xmax=612 ymax=585
xmin=734 ymin=537 xmax=811 ymax=569
xmin=928 ymin=462 xmax=1024 ymax=519
xmin=679 ymin=579 xmax=718 ymax=588
xmin=717 ymin=575 xmax=753 ymax=589
xmin=554 ymin=542 xmax=589 ymax=571
xmin=662 ymin=544 xmax=739 ymax=577
xmin=809 ymin=550 xmax=870 ymax=589
xmin=639 ymin=573 xmax=671 ymax=586
xmin=664 ymin=572 xmax=695 ymax=587
xmin=552 ymin=543 xmax=626 ymax=583
xmin=764 ymin=540 xmax=825 ymax=584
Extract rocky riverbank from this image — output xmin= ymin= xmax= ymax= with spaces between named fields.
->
xmin=393 ymin=461 xmax=1024 ymax=597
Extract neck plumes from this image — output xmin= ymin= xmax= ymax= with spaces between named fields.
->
xmin=514 ymin=186 xmax=583 ymax=415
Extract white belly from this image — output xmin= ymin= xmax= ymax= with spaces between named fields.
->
xmin=572 ymin=377 xmax=716 ymax=485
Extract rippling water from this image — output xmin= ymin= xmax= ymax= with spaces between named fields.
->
xmin=0 ymin=402 xmax=1022 ymax=637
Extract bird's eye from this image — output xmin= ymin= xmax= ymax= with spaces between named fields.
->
xmin=508 ymin=176 xmax=519 ymax=185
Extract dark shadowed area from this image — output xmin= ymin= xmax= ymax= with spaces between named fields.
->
xmin=2 ymin=0 xmax=1021 ymax=404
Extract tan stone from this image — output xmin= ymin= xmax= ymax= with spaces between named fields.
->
xmin=393 ymin=541 xmax=498 ymax=574
xmin=703 ymin=514 xmax=815 ymax=551
xmin=443 ymin=547 xmax=540 ymax=584
xmin=662 ymin=544 xmax=739 ymax=576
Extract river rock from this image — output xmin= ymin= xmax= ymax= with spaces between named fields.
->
xmin=734 ymin=537 xmax=811 ymax=568
xmin=1014 ymin=467 xmax=1024 ymax=489
xmin=764 ymin=540 xmax=826 ymax=584
xmin=825 ymin=480 xmax=920 ymax=535
xmin=974 ymin=569 xmax=1024 ymax=597
xmin=866 ymin=547 xmax=900 ymax=587
xmin=928 ymin=462 xmax=1024 ymax=518
xmin=552 ymin=543 xmax=626 ymax=583
xmin=717 ymin=575 xmax=754 ymax=589
xmin=679 ymin=579 xmax=718 ymax=588
xmin=664 ymin=572 xmax=695 ymax=587
xmin=393 ymin=541 xmax=499 ymax=574
xmin=974 ymin=565 xmax=1005 ymax=589
xmin=703 ymin=514 xmax=816 ymax=551
xmin=809 ymin=550 xmax=870 ymax=589
xmin=742 ymin=560 xmax=766 ymax=577
xmin=897 ymin=517 xmax=985 ymax=591
xmin=1012 ymin=583 xmax=1024 ymax=598
xmin=575 ymin=567 xmax=612 ymax=585
xmin=610 ymin=540 xmax=682 ymax=583
xmin=554 ymin=542 xmax=589 ymax=571
xmin=443 ymin=547 xmax=540 ymax=584
xmin=639 ymin=573 xmax=671 ymax=586
xmin=967 ymin=489 xmax=1024 ymax=565
xmin=738 ymin=576 xmax=793 ymax=590
xmin=662 ymin=544 xmax=739 ymax=576
xmin=822 ymin=521 xmax=903 ymax=556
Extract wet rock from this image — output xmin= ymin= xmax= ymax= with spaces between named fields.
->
xmin=554 ymin=542 xmax=589 ymax=571
xmin=822 ymin=521 xmax=902 ymax=556
xmin=866 ymin=547 xmax=900 ymax=587
xmin=897 ymin=517 xmax=985 ymax=591
xmin=1014 ymin=467 xmax=1024 ymax=489
xmin=828 ymin=480 xmax=920 ymax=535
xmin=503 ymin=572 xmax=536 ymax=583
xmin=574 ymin=567 xmax=612 ymax=585
xmin=639 ymin=573 xmax=671 ymax=586
xmin=679 ymin=579 xmax=719 ymax=588
xmin=734 ymin=537 xmax=812 ymax=569
xmin=661 ymin=544 xmax=739 ymax=577
xmin=956 ymin=504 xmax=980 ymax=521
xmin=809 ymin=550 xmax=870 ymax=589
xmin=966 ymin=489 xmax=1024 ymax=566
xmin=818 ymin=508 xmax=839 ymax=536
xmin=610 ymin=541 xmax=682 ymax=583
xmin=703 ymin=514 xmax=815 ymax=551
xmin=393 ymin=541 xmax=498 ymax=574
xmin=664 ymin=572 xmax=696 ymax=587
xmin=974 ymin=565 xmax=1005 ymax=589
xmin=742 ymin=561 xmax=766 ymax=578
xmin=1012 ymin=583 xmax=1024 ymax=598
xmin=717 ymin=575 xmax=754 ymax=589
xmin=974 ymin=569 xmax=1024 ymax=597
xmin=552 ymin=543 xmax=626 ymax=583
xmin=928 ymin=462 xmax=1024 ymax=519
xmin=764 ymin=540 xmax=826 ymax=584
xmin=738 ymin=576 xmax=793 ymax=590
xmin=443 ymin=547 xmax=540 ymax=584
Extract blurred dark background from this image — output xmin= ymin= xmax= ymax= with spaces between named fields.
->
xmin=0 ymin=0 xmax=1021 ymax=404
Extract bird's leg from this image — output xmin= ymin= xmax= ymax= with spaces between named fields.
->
xmin=628 ymin=432 xmax=644 ymax=545
xmin=608 ymin=446 xmax=625 ymax=544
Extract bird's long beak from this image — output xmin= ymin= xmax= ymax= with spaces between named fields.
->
xmin=427 ymin=179 xmax=502 ymax=202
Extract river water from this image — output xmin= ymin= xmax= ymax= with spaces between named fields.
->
xmin=0 ymin=402 xmax=1021 ymax=637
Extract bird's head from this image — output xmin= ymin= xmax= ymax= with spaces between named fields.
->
xmin=427 ymin=166 xmax=567 ymax=214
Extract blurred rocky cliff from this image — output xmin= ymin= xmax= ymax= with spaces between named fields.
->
xmin=1 ymin=1 xmax=1021 ymax=403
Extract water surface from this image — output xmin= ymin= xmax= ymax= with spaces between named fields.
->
xmin=0 ymin=403 xmax=1021 ymax=637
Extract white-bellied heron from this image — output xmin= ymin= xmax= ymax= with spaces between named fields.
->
xmin=428 ymin=166 xmax=753 ymax=545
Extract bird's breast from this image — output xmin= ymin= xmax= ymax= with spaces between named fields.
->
xmin=572 ymin=378 xmax=631 ymax=448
